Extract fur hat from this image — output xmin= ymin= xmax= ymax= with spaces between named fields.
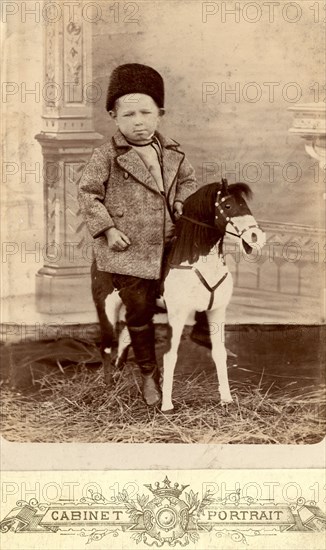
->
xmin=106 ymin=63 xmax=164 ymax=111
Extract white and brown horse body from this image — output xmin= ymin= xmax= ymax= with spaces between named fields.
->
xmin=160 ymin=180 xmax=266 ymax=411
xmin=161 ymin=248 xmax=234 ymax=410
xmin=92 ymin=179 xmax=266 ymax=410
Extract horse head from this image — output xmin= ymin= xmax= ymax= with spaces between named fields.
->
xmin=170 ymin=179 xmax=265 ymax=265
xmin=214 ymin=178 xmax=266 ymax=256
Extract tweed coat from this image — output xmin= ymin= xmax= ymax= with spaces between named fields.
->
xmin=78 ymin=130 xmax=197 ymax=279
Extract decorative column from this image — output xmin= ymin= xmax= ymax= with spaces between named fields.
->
xmin=288 ymin=102 xmax=326 ymax=196
xmin=288 ymin=102 xmax=326 ymax=322
xmin=35 ymin=1 xmax=103 ymax=313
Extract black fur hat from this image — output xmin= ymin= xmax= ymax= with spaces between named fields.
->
xmin=106 ymin=63 xmax=164 ymax=111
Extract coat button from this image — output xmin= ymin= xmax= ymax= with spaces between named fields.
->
xmin=123 ymin=172 xmax=129 ymax=179
xmin=115 ymin=209 xmax=124 ymax=217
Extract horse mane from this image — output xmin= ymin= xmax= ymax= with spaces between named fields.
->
xmin=228 ymin=182 xmax=253 ymax=200
xmin=168 ymin=181 xmax=253 ymax=266
xmin=168 ymin=182 xmax=220 ymax=265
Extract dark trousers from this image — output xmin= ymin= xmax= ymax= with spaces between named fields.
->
xmin=111 ymin=239 xmax=173 ymax=329
xmin=111 ymin=274 xmax=158 ymax=329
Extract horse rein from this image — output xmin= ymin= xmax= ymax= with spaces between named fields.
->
xmin=181 ymin=190 xmax=260 ymax=240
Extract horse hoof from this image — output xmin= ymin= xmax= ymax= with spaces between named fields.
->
xmin=104 ymin=372 xmax=114 ymax=386
xmin=161 ymin=407 xmax=175 ymax=414
xmin=221 ymin=398 xmax=233 ymax=406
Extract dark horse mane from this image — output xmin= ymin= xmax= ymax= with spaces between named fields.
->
xmin=169 ymin=182 xmax=252 ymax=266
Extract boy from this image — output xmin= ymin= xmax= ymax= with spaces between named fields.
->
xmin=78 ymin=63 xmax=197 ymax=406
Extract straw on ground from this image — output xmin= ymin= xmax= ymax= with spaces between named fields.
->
xmin=1 ymin=363 xmax=325 ymax=444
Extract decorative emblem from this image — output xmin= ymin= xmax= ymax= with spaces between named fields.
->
xmin=142 ymin=477 xmax=189 ymax=543
xmin=115 ymin=476 xmax=212 ymax=545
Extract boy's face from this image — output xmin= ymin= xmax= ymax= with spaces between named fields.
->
xmin=110 ymin=93 xmax=163 ymax=142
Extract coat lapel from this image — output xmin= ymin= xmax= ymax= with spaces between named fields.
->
xmin=116 ymin=149 xmax=160 ymax=193
xmin=162 ymin=147 xmax=184 ymax=197
xmin=155 ymin=132 xmax=183 ymax=196
xmin=113 ymin=130 xmax=184 ymax=198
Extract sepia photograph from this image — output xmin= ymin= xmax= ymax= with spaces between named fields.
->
xmin=1 ymin=1 xmax=326 ymax=548
xmin=1 ymin=1 xmax=325 ymax=446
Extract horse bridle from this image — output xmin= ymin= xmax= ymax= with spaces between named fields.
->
xmin=181 ymin=189 xmax=260 ymax=240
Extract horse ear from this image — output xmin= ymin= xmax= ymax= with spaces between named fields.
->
xmin=221 ymin=178 xmax=228 ymax=193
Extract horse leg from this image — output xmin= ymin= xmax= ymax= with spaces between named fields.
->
xmin=98 ymin=301 xmax=130 ymax=382
xmin=161 ymin=312 xmax=188 ymax=412
xmin=91 ymin=260 xmax=117 ymax=384
xmin=102 ymin=291 xmax=127 ymax=384
xmin=94 ymin=303 xmax=115 ymax=385
xmin=207 ymin=307 xmax=233 ymax=404
xmin=115 ymin=323 xmax=131 ymax=370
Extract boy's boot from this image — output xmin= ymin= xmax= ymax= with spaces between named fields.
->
xmin=128 ymin=323 xmax=161 ymax=407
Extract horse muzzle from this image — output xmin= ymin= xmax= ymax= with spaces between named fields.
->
xmin=240 ymin=226 xmax=266 ymax=255
xmin=225 ymin=215 xmax=266 ymax=255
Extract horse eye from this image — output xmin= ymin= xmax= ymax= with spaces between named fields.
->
xmin=225 ymin=204 xmax=231 ymax=209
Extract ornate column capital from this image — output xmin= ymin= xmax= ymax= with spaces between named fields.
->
xmin=288 ymin=102 xmax=326 ymax=171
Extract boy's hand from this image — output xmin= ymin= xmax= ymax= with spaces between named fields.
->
xmin=105 ymin=228 xmax=131 ymax=251
xmin=174 ymin=201 xmax=183 ymax=220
